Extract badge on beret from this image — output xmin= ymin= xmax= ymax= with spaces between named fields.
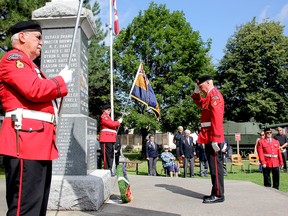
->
xmin=7 ymin=53 xmax=23 ymax=61
xmin=213 ymin=101 xmax=218 ymax=106
xmin=16 ymin=60 xmax=24 ymax=68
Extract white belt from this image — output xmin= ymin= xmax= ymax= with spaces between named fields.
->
xmin=201 ymin=122 xmax=211 ymax=127
xmin=264 ymin=154 xmax=278 ymax=158
xmin=5 ymin=109 xmax=55 ymax=124
xmin=101 ymin=128 xmax=117 ymax=134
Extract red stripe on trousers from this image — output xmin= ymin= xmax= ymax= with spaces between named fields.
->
xmin=16 ymin=159 xmax=24 ymax=216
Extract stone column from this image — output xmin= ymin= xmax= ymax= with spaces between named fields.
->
xmin=32 ymin=0 xmax=110 ymax=211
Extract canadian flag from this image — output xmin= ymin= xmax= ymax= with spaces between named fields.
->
xmin=113 ymin=0 xmax=120 ymax=35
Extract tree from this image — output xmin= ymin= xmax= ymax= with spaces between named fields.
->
xmin=0 ymin=0 xmax=49 ymax=58
xmin=85 ymin=0 xmax=110 ymax=120
xmin=113 ymin=2 xmax=214 ymax=144
xmin=217 ymin=18 xmax=288 ymax=124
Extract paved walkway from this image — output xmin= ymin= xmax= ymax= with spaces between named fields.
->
xmin=1 ymin=175 xmax=287 ymax=216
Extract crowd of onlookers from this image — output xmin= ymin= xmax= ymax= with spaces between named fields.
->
xmin=145 ymin=126 xmax=230 ymax=178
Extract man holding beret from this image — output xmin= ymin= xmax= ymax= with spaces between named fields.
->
xmin=0 ymin=21 xmax=73 ymax=215
xmin=192 ymin=75 xmax=225 ymax=203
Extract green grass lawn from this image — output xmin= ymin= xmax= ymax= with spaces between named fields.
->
xmin=123 ymin=153 xmax=288 ymax=193
xmin=1 ymin=153 xmax=287 ymax=193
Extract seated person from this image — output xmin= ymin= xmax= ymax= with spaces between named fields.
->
xmin=161 ymin=145 xmax=179 ymax=177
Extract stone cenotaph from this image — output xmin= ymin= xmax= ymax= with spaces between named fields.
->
xmin=32 ymin=0 xmax=111 ymax=211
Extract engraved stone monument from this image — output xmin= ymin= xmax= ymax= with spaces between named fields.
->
xmin=32 ymin=0 xmax=111 ymax=211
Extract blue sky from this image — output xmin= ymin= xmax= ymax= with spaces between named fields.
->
xmin=96 ymin=0 xmax=288 ymax=65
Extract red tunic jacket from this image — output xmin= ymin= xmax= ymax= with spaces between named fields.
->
xmin=192 ymin=87 xmax=224 ymax=144
xmin=257 ymin=138 xmax=283 ymax=168
xmin=99 ymin=112 xmax=120 ymax=143
xmin=0 ymin=49 xmax=68 ymax=160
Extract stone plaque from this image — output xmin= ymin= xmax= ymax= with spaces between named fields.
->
xmin=52 ymin=116 xmax=97 ymax=175
xmin=41 ymin=28 xmax=89 ymax=116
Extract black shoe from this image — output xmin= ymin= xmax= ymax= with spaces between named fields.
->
xmin=203 ymin=195 xmax=225 ymax=204
xmin=203 ymin=195 xmax=212 ymax=200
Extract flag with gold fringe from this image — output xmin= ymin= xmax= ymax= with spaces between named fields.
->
xmin=129 ymin=63 xmax=160 ymax=119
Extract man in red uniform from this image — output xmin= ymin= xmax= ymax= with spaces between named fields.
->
xmin=257 ymin=128 xmax=283 ymax=190
xmin=192 ymin=75 xmax=225 ymax=203
xmin=99 ymin=104 xmax=122 ymax=172
xmin=0 ymin=21 xmax=72 ymax=216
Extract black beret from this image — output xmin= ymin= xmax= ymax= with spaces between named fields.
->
xmin=197 ymin=75 xmax=213 ymax=85
xmin=9 ymin=21 xmax=42 ymax=35
xmin=102 ymin=104 xmax=111 ymax=110
xmin=264 ymin=128 xmax=272 ymax=132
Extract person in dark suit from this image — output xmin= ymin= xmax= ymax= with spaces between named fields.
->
xmin=180 ymin=129 xmax=196 ymax=177
xmin=114 ymin=137 xmax=121 ymax=167
xmin=196 ymin=143 xmax=209 ymax=177
xmin=146 ymin=134 xmax=159 ymax=176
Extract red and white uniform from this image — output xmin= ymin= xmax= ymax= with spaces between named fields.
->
xmin=99 ymin=112 xmax=120 ymax=143
xmin=257 ymin=138 xmax=283 ymax=168
xmin=0 ymin=49 xmax=68 ymax=160
xmin=192 ymin=87 xmax=224 ymax=144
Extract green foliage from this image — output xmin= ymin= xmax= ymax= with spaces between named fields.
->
xmin=0 ymin=0 xmax=48 ymax=53
xmin=113 ymin=2 xmax=214 ymax=134
xmin=218 ymin=18 xmax=288 ymax=124
xmin=86 ymin=1 xmax=110 ymax=120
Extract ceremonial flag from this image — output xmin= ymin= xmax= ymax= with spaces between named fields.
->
xmin=113 ymin=0 xmax=120 ymax=35
xmin=130 ymin=63 xmax=160 ymax=119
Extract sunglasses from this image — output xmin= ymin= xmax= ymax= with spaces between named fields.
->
xmin=265 ymin=131 xmax=272 ymax=134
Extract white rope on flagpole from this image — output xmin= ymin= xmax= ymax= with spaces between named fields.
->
xmin=109 ymin=0 xmax=114 ymax=120
xmin=58 ymin=0 xmax=83 ymax=116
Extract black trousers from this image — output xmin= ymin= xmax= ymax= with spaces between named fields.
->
xmin=100 ymin=142 xmax=114 ymax=169
xmin=205 ymin=144 xmax=224 ymax=197
xmin=4 ymin=156 xmax=52 ymax=216
xmin=262 ymin=167 xmax=280 ymax=189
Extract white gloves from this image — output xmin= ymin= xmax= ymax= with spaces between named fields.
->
xmin=262 ymin=164 xmax=266 ymax=168
xmin=211 ymin=142 xmax=220 ymax=152
xmin=118 ymin=118 xmax=123 ymax=123
xmin=194 ymin=83 xmax=200 ymax=93
xmin=59 ymin=65 xmax=73 ymax=84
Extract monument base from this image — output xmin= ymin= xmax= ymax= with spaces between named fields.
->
xmin=48 ymin=170 xmax=111 ymax=211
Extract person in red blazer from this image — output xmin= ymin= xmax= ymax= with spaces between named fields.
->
xmin=257 ymin=128 xmax=283 ymax=190
xmin=0 ymin=21 xmax=72 ymax=216
xmin=99 ymin=104 xmax=122 ymax=171
xmin=192 ymin=75 xmax=225 ymax=204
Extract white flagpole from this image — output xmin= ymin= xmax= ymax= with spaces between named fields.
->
xmin=129 ymin=63 xmax=142 ymax=97
xmin=109 ymin=0 xmax=114 ymax=120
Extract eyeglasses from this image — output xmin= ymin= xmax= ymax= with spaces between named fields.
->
xmin=260 ymin=134 xmax=265 ymax=136
xmin=34 ymin=34 xmax=42 ymax=40
xmin=22 ymin=31 xmax=42 ymax=41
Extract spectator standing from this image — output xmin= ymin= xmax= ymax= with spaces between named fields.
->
xmin=161 ymin=145 xmax=179 ymax=177
xmin=96 ymin=134 xmax=102 ymax=169
xmin=146 ymin=135 xmax=158 ymax=176
xmin=173 ymin=126 xmax=184 ymax=159
xmin=273 ymin=127 xmax=288 ymax=172
xmin=196 ymin=143 xmax=209 ymax=177
xmin=257 ymin=128 xmax=283 ymax=190
xmin=0 ymin=21 xmax=72 ymax=215
xmin=192 ymin=75 xmax=225 ymax=203
xmin=99 ymin=104 xmax=122 ymax=171
xmin=114 ymin=137 xmax=121 ymax=167
xmin=180 ymin=129 xmax=196 ymax=177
